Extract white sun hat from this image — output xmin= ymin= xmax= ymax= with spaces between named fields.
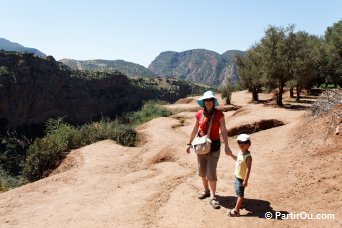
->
xmin=197 ymin=91 xmax=219 ymax=108
xmin=237 ymin=134 xmax=251 ymax=142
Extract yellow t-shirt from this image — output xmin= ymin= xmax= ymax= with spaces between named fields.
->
xmin=235 ymin=151 xmax=252 ymax=180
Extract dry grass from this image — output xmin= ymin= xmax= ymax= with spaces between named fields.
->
xmin=231 ymin=107 xmax=250 ymax=116
xmin=147 ymin=148 xmax=177 ymax=166
xmin=175 ymin=97 xmax=194 ymax=104
xmin=171 ymin=119 xmax=185 ymax=129
xmin=217 ymin=105 xmax=241 ymax=112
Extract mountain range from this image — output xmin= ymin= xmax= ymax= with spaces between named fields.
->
xmin=61 ymin=49 xmax=246 ymax=85
xmin=1 ymin=38 xmax=246 ymax=85
xmin=59 ymin=59 xmax=156 ymax=78
xmin=0 ymin=38 xmax=46 ymax=57
xmin=149 ymin=49 xmax=246 ymax=85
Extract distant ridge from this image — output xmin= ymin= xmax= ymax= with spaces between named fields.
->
xmin=148 ymin=49 xmax=246 ymax=86
xmin=0 ymin=38 xmax=46 ymax=57
xmin=0 ymin=37 xmax=247 ymax=85
xmin=60 ymin=59 xmax=156 ymax=78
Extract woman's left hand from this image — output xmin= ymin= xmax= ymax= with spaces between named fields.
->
xmin=225 ymin=147 xmax=232 ymax=156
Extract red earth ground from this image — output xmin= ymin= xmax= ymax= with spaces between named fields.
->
xmin=1 ymin=90 xmax=341 ymax=227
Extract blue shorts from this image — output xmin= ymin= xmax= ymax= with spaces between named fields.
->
xmin=234 ymin=176 xmax=245 ymax=197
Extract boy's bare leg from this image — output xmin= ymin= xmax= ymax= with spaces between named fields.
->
xmin=235 ymin=196 xmax=244 ymax=211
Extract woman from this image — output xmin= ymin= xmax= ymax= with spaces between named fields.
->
xmin=186 ymin=91 xmax=232 ymax=209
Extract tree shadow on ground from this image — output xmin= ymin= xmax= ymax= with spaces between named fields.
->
xmin=283 ymin=104 xmax=310 ymax=110
xmin=256 ymin=98 xmax=314 ymax=111
xmin=296 ymin=99 xmax=315 ymax=104
xmin=251 ymin=98 xmax=273 ymax=104
xmin=286 ymin=98 xmax=316 ymax=104
xmin=216 ymin=195 xmax=289 ymax=220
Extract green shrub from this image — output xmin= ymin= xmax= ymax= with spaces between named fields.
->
xmin=220 ymin=81 xmax=235 ymax=105
xmin=126 ymin=101 xmax=172 ymax=126
xmin=23 ymin=134 xmax=70 ymax=181
xmin=111 ymin=124 xmax=137 ymax=146
xmin=0 ymin=167 xmax=27 ymax=191
xmin=22 ymin=118 xmax=76 ymax=181
xmin=22 ymin=118 xmax=137 ymax=181
xmin=0 ymin=133 xmax=29 ymax=176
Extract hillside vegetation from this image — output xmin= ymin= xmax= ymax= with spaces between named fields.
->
xmin=0 ymin=101 xmax=173 ymax=190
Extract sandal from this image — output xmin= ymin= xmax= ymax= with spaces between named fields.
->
xmin=197 ymin=190 xmax=210 ymax=199
xmin=209 ymin=198 xmax=220 ymax=209
xmin=228 ymin=209 xmax=240 ymax=217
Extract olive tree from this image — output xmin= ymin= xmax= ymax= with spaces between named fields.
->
xmin=235 ymin=44 xmax=264 ymax=102
xmin=324 ymin=20 xmax=342 ymax=87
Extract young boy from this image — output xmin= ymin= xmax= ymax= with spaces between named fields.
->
xmin=226 ymin=133 xmax=252 ymax=217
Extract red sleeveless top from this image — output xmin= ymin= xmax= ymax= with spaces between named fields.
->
xmin=195 ymin=109 xmax=224 ymax=140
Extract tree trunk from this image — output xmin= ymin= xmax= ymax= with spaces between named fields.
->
xmin=251 ymin=87 xmax=259 ymax=102
xmin=296 ymin=85 xmax=301 ymax=102
xmin=277 ymin=80 xmax=284 ymax=106
xmin=290 ymin=87 xmax=294 ymax=98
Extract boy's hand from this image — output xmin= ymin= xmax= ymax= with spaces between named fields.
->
xmin=242 ymin=180 xmax=248 ymax=187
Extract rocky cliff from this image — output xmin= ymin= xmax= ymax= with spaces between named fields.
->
xmin=0 ymin=51 xmax=202 ymax=132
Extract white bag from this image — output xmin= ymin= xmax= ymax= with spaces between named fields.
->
xmin=191 ymin=111 xmax=215 ymax=155
xmin=191 ymin=135 xmax=212 ymax=154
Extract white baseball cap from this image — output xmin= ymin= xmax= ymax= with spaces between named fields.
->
xmin=237 ymin=134 xmax=250 ymax=142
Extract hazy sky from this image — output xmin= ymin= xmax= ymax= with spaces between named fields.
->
xmin=1 ymin=0 xmax=341 ymax=67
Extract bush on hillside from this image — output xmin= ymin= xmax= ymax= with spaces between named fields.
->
xmin=22 ymin=101 xmax=169 ymax=182
xmin=22 ymin=118 xmax=137 ymax=181
xmin=220 ymin=81 xmax=235 ymax=105
xmin=0 ymin=167 xmax=27 ymax=192
xmin=124 ymin=100 xmax=172 ymax=126
xmin=22 ymin=119 xmax=76 ymax=181
xmin=0 ymin=130 xmax=32 ymax=176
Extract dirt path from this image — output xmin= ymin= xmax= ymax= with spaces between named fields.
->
xmin=1 ymin=91 xmax=340 ymax=227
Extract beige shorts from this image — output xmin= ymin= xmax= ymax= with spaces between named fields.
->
xmin=197 ymin=150 xmax=220 ymax=181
